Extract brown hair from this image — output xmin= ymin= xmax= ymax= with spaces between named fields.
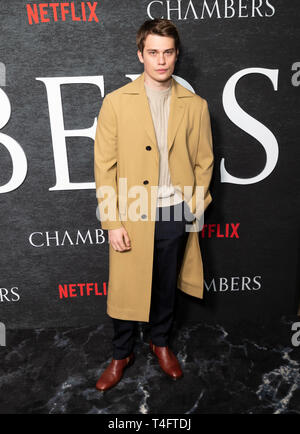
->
xmin=136 ymin=18 xmax=181 ymax=54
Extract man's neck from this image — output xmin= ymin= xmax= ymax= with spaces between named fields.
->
xmin=144 ymin=72 xmax=172 ymax=91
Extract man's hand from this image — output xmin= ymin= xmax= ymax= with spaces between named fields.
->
xmin=108 ymin=227 xmax=131 ymax=252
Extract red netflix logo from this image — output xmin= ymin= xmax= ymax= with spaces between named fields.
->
xmin=26 ymin=2 xmax=99 ymax=25
xmin=59 ymin=282 xmax=107 ymax=299
xmin=200 ymin=223 xmax=240 ymax=238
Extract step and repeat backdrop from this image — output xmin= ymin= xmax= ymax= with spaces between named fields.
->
xmin=0 ymin=0 xmax=299 ymax=328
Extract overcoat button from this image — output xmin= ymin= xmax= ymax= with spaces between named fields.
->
xmin=141 ymin=214 xmax=147 ymax=219
xmin=143 ymin=180 xmax=149 ymax=184
xmin=145 ymin=146 xmax=151 ymax=151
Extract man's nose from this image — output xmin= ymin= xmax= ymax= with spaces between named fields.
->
xmin=158 ymin=54 xmax=166 ymax=64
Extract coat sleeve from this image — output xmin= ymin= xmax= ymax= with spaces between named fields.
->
xmin=94 ymin=94 xmax=124 ymax=230
xmin=190 ymin=98 xmax=214 ymax=220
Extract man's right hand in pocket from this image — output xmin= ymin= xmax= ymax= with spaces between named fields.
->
xmin=108 ymin=227 xmax=131 ymax=252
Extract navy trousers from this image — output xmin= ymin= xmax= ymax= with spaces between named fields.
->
xmin=112 ymin=200 xmax=194 ymax=359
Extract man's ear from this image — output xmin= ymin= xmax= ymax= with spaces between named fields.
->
xmin=137 ymin=49 xmax=144 ymax=64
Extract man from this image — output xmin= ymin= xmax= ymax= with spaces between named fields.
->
xmin=94 ymin=18 xmax=214 ymax=391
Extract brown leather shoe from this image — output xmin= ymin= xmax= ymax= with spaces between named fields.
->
xmin=149 ymin=340 xmax=183 ymax=380
xmin=96 ymin=353 xmax=135 ymax=391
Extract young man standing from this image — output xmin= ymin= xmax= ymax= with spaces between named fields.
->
xmin=94 ymin=19 xmax=214 ymax=391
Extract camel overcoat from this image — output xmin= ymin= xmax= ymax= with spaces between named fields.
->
xmin=94 ymin=72 xmax=214 ymax=322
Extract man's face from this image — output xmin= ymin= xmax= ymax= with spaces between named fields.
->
xmin=137 ymin=34 xmax=178 ymax=83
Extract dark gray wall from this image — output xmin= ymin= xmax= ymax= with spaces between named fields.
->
xmin=0 ymin=0 xmax=299 ymax=328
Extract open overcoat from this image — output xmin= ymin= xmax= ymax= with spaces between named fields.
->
xmin=94 ymin=72 xmax=214 ymax=322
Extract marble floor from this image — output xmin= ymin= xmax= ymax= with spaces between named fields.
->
xmin=0 ymin=315 xmax=299 ymax=414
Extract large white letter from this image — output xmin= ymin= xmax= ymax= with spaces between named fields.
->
xmin=36 ymin=76 xmax=104 ymax=190
xmin=221 ymin=68 xmax=279 ymax=184
xmin=0 ymin=89 xmax=27 ymax=193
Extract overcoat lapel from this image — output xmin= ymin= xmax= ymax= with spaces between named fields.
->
xmin=122 ymin=73 xmax=158 ymax=162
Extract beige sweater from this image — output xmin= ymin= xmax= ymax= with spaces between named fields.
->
xmin=144 ymin=81 xmax=184 ymax=208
